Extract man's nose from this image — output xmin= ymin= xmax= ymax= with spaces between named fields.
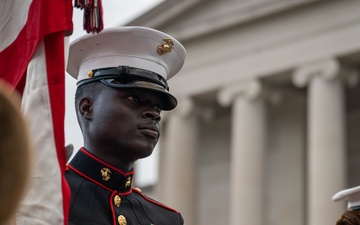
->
xmin=142 ymin=107 xmax=161 ymax=122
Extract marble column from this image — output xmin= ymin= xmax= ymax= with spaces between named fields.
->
xmin=218 ymin=79 xmax=266 ymax=225
xmin=162 ymin=98 xmax=198 ymax=225
xmin=293 ymin=59 xmax=349 ymax=225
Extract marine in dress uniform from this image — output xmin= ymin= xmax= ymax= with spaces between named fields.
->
xmin=65 ymin=27 xmax=186 ymax=225
xmin=332 ymin=186 xmax=360 ymax=225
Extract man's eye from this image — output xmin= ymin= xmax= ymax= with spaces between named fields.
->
xmin=154 ymin=104 xmax=162 ymax=112
xmin=127 ymin=96 xmax=139 ymax=103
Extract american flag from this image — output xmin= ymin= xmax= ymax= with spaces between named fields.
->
xmin=0 ymin=0 xmax=73 ymax=224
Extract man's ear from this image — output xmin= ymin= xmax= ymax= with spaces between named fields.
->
xmin=79 ymin=97 xmax=92 ymax=120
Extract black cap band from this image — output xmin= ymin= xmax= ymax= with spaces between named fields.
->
xmin=77 ymin=66 xmax=169 ymax=90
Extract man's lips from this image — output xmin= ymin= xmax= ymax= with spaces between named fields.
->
xmin=138 ymin=125 xmax=159 ymax=138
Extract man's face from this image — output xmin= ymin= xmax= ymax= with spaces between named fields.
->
xmin=86 ymin=84 xmax=164 ymax=162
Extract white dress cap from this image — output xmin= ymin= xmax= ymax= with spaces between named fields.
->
xmin=66 ymin=26 xmax=186 ymax=110
xmin=66 ymin=26 xmax=186 ymax=83
xmin=332 ymin=186 xmax=360 ymax=210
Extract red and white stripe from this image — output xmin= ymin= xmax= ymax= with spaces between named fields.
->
xmin=0 ymin=0 xmax=73 ymax=224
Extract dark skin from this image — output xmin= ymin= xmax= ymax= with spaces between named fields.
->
xmin=77 ymin=83 xmax=163 ymax=172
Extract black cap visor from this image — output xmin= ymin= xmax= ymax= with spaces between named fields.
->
xmin=100 ymin=78 xmax=177 ymax=111
xmin=76 ymin=66 xmax=177 ymax=110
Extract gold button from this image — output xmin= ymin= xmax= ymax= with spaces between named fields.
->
xmin=87 ymin=70 xmax=94 ymax=78
xmin=114 ymin=195 xmax=121 ymax=207
xmin=118 ymin=215 xmax=127 ymax=225
xmin=133 ymin=187 xmax=141 ymax=192
xmin=125 ymin=177 xmax=131 ymax=188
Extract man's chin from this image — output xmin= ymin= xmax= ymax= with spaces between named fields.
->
xmin=138 ymin=149 xmax=154 ymax=159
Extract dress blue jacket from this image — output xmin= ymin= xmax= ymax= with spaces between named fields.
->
xmin=65 ymin=148 xmax=184 ymax=225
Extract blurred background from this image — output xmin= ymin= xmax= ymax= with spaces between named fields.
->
xmin=66 ymin=0 xmax=360 ymax=225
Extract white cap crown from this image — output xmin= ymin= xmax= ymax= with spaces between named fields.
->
xmin=67 ymin=26 xmax=186 ymax=83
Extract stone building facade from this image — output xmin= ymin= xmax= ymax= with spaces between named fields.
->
xmin=127 ymin=0 xmax=360 ymax=224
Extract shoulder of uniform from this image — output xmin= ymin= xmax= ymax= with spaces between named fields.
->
xmin=132 ymin=187 xmax=142 ymax=193
xmin=131 ymin=187 xmax=180 ymax=214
